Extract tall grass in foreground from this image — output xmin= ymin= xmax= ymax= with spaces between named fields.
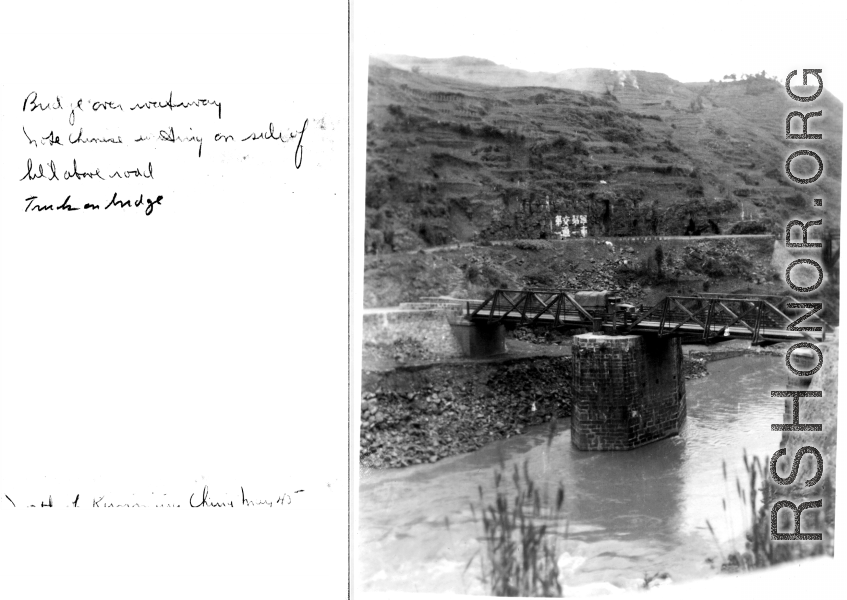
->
xmin=469 ymin=419 xmax=566 ymax=597
xmin=707 ymin=450 xmax=827 ymax=572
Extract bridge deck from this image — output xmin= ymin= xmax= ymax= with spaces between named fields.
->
xmin=466 ymin=290 xmax=830 ymax=344
xmin=470 ymin=308 xmax=823 ymax=342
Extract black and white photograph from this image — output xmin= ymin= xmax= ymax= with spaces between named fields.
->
xmin=353 ymin=1 xmax=844 ymax=596
xmin=1 ymin=1 xmax=845 ymax=598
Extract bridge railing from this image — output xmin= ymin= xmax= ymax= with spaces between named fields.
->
xmin=467 ymin=289 xmax=603 ymax=326
xmin=623 ymin=295 xmax=829 ymax=344
xmin=466 ymin=289 xmax=831 ymax=344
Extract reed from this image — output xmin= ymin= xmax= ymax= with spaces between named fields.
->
xmin=470 ymin=419 xmax=567 ymax=596
xmin=711 ymin=450 xmax=826 ymax=571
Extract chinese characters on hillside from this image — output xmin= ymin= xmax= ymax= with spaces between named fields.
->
xmin=554 ymin=214 xmax=588 ymax=238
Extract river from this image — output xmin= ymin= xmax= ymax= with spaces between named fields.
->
xmin=358 ymin=355 xmax=790 ymax=595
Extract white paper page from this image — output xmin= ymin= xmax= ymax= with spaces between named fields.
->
xmin=0 ymin=4 xmax=349 ymax=596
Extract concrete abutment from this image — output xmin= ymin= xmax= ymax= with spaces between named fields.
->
xmin=362 ymin=304 xmax=507 ymax=359
xmin=450 ymin=321 xmax=507 ymax=358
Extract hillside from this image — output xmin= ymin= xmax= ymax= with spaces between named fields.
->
xmin=362 ymin=236 xmax=781 ymax=309
xmin=365 ymin=56 xmax=842 ymax=253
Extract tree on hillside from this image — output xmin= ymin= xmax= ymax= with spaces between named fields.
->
xmin=689 ymin=96 xmax=704 ymax=113
xmin=654 ymin=244 xmax=665 ymax=278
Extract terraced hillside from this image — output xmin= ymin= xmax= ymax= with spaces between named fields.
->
xmin=365 ymin=56 xmax=842 ymax=253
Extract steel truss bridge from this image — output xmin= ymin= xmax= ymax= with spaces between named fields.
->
xmin=466 ymin=289 xmax=831 ymax=345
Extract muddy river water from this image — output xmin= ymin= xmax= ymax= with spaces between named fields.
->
xmin=358 ymin=355 xmax=791 ymax=595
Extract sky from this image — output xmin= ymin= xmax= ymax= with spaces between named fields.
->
xmin=359 ymin=0 xmax=847 ymax=101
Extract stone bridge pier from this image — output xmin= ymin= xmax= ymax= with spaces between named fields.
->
xmin=571 ymin=333 xmax=686 ymax=450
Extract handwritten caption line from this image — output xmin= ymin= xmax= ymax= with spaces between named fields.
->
xmin=17 ymin=91 xmax=311 ymax=216
xmin=4 ymin=486 xmax=305 ymax=508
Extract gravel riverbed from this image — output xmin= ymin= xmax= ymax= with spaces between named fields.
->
xmin=360 ymin=352 xmax=710 ymax=469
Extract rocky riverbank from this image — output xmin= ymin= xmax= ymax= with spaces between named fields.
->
xmin=360 ymin=350 xmax=713 ymax=469
xmin=360 ymin=356 xmax=571 ymax=468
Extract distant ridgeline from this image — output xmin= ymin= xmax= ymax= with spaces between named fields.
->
xmin=364 ymin=56 xmax=841 ymax=253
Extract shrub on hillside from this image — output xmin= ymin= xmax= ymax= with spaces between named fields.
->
xmin=628 ymin=112 xmax=663 ymax=122
xmin=482 ymin=265 xmax=508 ymax=289
xmin=466 ymin=263 xmax=508 ymax=289
xmin=550 ymin=136 xmax=589 ymax=156
xmin=479 ymin=125 xmax=506 ymax=140
xmin=417 ymin=221 xmax=450 ymax=246
xmin=764 ymin=167 xmax=790 ymax=185
xmin=663 ymin=139 xmax=681 ymax=152
xmin=452 ymin=123 xmax=474 ymax=136
xmin=686 ymin=182 xmax=705 ymax=197
xmin=703 ymin=258 xmax=725 ymax=277
xmin=514 ymin=240 xmax=551 ymax=251
xmin=525 ymin=266 xmax=557 ymax=288
xmin=729 ymin=220 xmax=770 ymax=235
xmin=600 ymin=126 xmax=639 ymax=144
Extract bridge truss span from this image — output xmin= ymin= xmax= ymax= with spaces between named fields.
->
xmin=466 ymin=289 xmax=830 ymax=345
